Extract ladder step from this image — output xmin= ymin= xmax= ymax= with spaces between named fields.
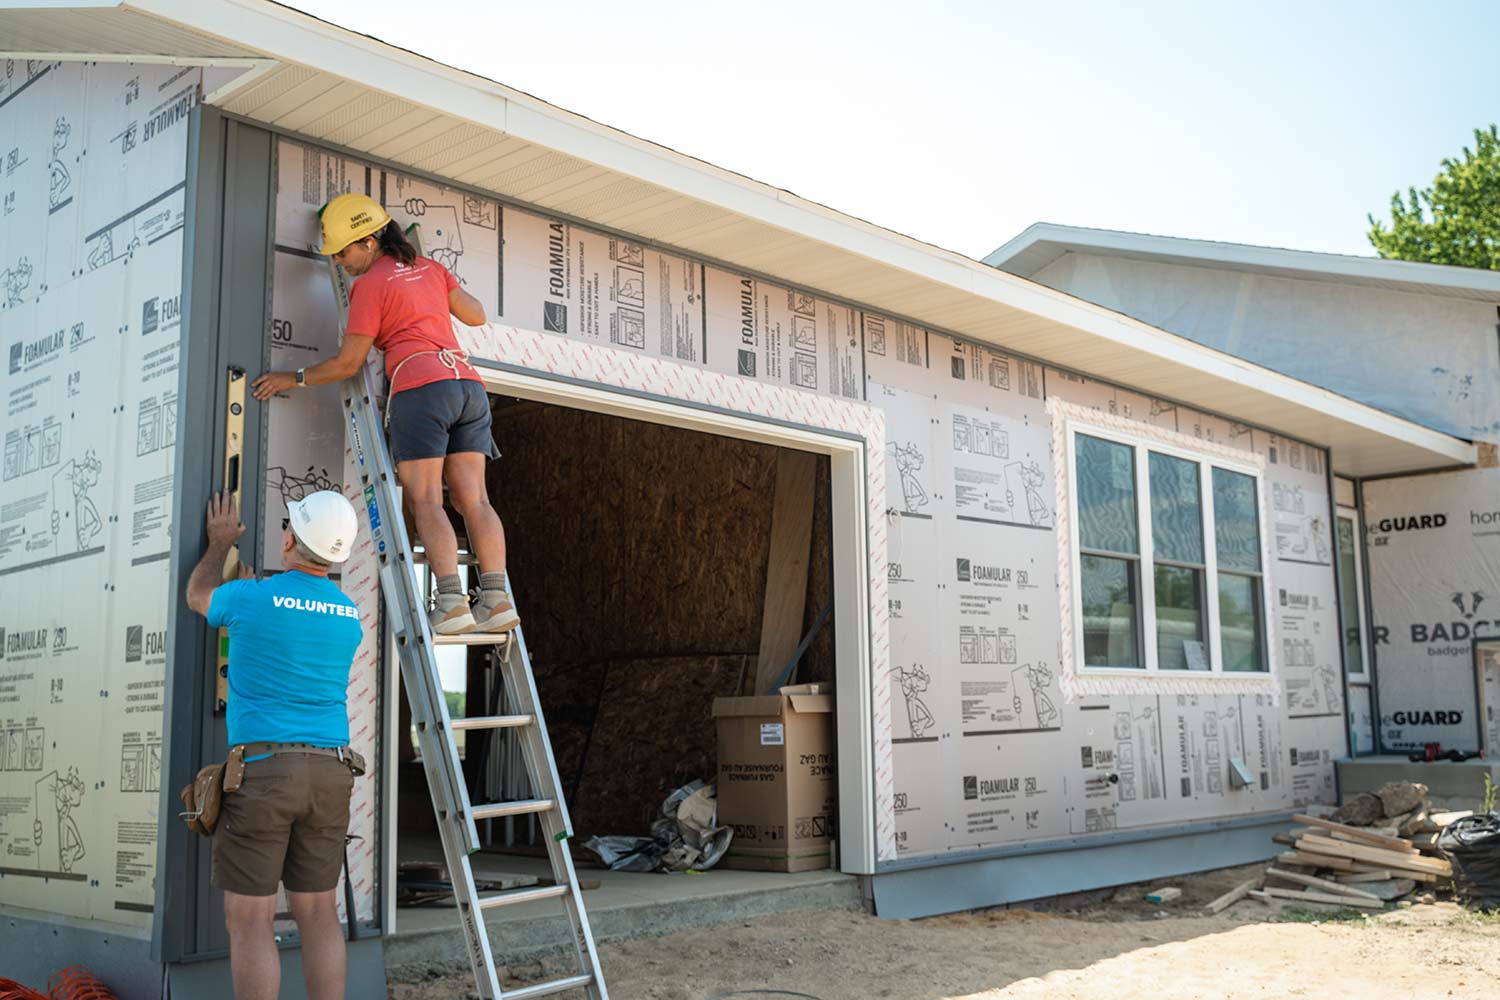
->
xmin=413 ymin=552 xmax=479 ymax=565
xmin=471 ymin=798 xmax=555 ymax=821
xmin=476 ymin=882 xmax=570 ymax=910
xmin=434 ymin=632 xmax=513 ymax=646
xmin=503 ymin=973 xmax=598 ymax=999
xmin=450 ymin=714 xmax=533 ymax=732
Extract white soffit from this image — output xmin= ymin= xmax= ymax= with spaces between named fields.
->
xmin=0 ymin=0 xmax=1478 ymax=477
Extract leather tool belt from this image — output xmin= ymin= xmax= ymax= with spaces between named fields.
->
xmin=178 ymin=742 xmax=366 ymax=837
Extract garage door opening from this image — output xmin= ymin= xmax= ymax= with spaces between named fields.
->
xmin=389 ymin=387 xmax=853 ymax=934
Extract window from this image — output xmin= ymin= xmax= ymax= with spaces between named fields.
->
xmin=1069 ymin=425 xmax=1270 ymax=675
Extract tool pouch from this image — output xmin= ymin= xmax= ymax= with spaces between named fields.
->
xmin=178 ymin=764 xmax=224 ymax=837
xmin=178 ymin=746 xmax=246 ymax=837
xmin=343 ymin=747 xmax=368 ymax=777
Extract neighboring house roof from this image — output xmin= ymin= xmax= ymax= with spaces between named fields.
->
xmin=986 ymin=223 xmax=1500 ymax=303
xmin=0 ymin=0 xmax=1478 ymax=475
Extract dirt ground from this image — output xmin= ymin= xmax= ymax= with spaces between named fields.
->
xmin=388 ymin=864 xmax=1500 ymax=999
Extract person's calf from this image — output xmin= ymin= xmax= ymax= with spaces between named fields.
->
xmin=222 ymin=890 xmax=280 ymax=1000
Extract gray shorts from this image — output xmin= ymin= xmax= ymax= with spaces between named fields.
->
xmin=387 ymin=379 xmax=498 ymax=463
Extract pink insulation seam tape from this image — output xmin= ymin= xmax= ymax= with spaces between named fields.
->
xmin=452 ymin=321 xmax=899 ymax=863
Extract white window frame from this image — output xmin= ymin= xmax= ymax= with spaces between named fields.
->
xmin=1049 ymin=397 xmax=1280 ymax=698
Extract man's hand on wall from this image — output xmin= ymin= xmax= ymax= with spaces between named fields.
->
xmin=206 ymin=491 xmax=245 ymax=547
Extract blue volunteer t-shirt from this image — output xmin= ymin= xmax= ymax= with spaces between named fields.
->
xmin=206 ymin=571 xmax=364 ymax=748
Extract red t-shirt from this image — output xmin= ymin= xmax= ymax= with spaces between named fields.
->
xmin=345 ymin=255 xmax=482 ymax=394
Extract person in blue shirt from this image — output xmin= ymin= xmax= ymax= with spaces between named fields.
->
xmin=186 ymin=489 xmax=364 ymax=1000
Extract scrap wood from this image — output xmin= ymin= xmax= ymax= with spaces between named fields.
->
xmin=1265 ymin=867 xmax=1382 ymax=901
xmin=1261 ymin=887 xmax=1384 ymax=909
xmin=1297 ymin=833 xmax=1452 ymax=876
xmin=1271 ymin=832 xmax=1298 ymax=847
xmin=1279 ymin=849 xmax=1359 ymax=872
xmin=1246 ymin=889 xmax=1278 ymax=906
xmin=1431 ymin=809 xmax=1474 ymax=828
xmin=1202 ymin=878 xmax=1259 ymax=915
xmin=1335 ymin=870 xmax=1395 ymax=883
xmin=1292 ymin=813 xmax=1413 ymax=852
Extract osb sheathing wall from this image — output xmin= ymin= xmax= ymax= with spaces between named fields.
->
xmin=483 ymin=400 xmax=834 ymax=837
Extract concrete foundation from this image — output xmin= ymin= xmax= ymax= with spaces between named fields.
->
xmin=384 ymin=853 xmax=863 ymax=978
xmin=1337 ymin=755 xmax=1500 ymax=812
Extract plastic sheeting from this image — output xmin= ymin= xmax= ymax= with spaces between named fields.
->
xmin=1030 ymin=253 xmax=1500 ymax=443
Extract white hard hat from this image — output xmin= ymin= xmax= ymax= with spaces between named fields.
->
xmin=286 ymin=490 xmax=359 ymax=563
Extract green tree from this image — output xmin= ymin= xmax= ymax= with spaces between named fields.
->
xmin=1367 ymin=124 xmax=1500 ymax=269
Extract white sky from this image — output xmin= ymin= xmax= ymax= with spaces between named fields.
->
xmin=285 ymin=0 xmax=1499 ymax=261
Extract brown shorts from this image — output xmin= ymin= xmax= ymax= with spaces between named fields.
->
xmin=211 ymin=752 xmax=354 ymax=896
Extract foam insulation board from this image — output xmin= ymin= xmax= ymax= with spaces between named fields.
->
xmin=0 ymin=61 xmax=197 ymax=927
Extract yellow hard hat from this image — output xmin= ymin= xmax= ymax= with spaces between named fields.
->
xmin=317 ymin=193 xmax=391 ymax=255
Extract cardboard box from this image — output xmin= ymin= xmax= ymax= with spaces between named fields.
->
xmin=713 ymin=683 xmax=835 ymax=872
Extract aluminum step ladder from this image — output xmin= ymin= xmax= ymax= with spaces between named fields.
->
xmin=326 ymin=251 xmax=608 ymax=999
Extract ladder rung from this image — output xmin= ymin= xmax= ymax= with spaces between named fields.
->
xmin=502 ymin=973 xmax=598 ymax=999
xmin=413 ymin=552 xmax=479 ymax=565
xmin=476 ymin=883 xmax=569 ymax=910
xmin=450 ymin=714 xmax=533 ymax=732
xmin=470 ymin=798 xmax=555 ymax=821
xmin=434 ymin=632 xmax=512 ymax=646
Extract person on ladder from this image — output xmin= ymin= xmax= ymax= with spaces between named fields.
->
xmin=253 ymin=193 xmax=518 ymax=635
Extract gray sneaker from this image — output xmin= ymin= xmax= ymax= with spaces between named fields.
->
xmin=471 ymin=593 xmax=520 ymax=633
xmin=430 ymin=597 xmax=476 ymax=635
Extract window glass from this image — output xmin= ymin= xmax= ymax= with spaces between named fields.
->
xmin=1218 ymin=573 xmax=1265 ymax=671
xmin=1081 ymin=554 xmax=1141 ymax=668
xmin=1077 ymin=434 xmax=1138 ymax=554
xmin=1337 ymin=516 xmax=1365 ymax=675
xmin=1212 ymin=468 xmax=1261 ymax=572
xmin=1149 ymin=452 xmax=1203 ymax=564
xmin=1155 ymin=564 xmax=1207 ymax=670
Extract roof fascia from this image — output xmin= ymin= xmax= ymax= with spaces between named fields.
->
xmin=986 ymin=223 xmax=1500 ymax=297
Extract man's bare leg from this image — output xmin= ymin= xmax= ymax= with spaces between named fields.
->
xmin=223 ymin=890 xmax=280 ymax=1000
xmin=289 ymin=889 xmax=346 ymax=1000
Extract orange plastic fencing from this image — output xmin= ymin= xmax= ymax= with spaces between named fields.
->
xmin=0 ymin=978 xmax=48 ymax=1000
xmin=45 ymin=969 xmax=118 ymax=1000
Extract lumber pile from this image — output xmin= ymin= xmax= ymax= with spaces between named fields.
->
xmin=1256 ymin=782 xmax=1470 ymax=910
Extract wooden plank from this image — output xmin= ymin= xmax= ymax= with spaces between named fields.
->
xmin=753 ymin=450 xmax=818 ymax=694
xmin=1335 ymin=870 xmax=1395 ymax=883
xmin=1247 ymin=889 xmax=1278 ymax=906
xmin=1279 ymin=849 xmax=1359 ymax=872
xmin=1271 ymin=832 xmax=1298 ymax=847
xmin=1202 ymin=879 xmax=1259 ymax=915
xmin=1261 ymin=887 xmax=1384 ymax=910
xmin=1327 ymin=827 xmax=1413 ymax=852
xmin=1292 ymin=813 xmax=1413 ymax=852
xmin=1432 ymin=809 xmax=1473 ymax=828
xmin=1265 ymin=867 xmax=1382 ymax=901
xmin=1297 ymin=834 xmax=1452 ymax=876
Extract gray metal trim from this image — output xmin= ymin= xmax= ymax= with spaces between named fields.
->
xmin=871 ymin=815 xmax=1288 ymax=920
xmin=153 ymin=101 xmax=227 ymax=965
xmin=1325 ymin=453 xmax=1354 ymax=776
xmin=223 ymin=114 xmax=1343 ymax=456
xmin=154 ymin=110 xmax=279 ymax=964
xmin=4 ymin=909 xmax=163 ymax=998
xmin=167 ymin=936 xmax=387 ymax=999
xmin=873 ymin=810 xmax=1294 ymax=874
xmin=1355 ymin=478 xmax=1387 ymax=755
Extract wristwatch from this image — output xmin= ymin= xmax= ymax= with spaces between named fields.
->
xmin=295 ymin=367 xmax=307 ymax=387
